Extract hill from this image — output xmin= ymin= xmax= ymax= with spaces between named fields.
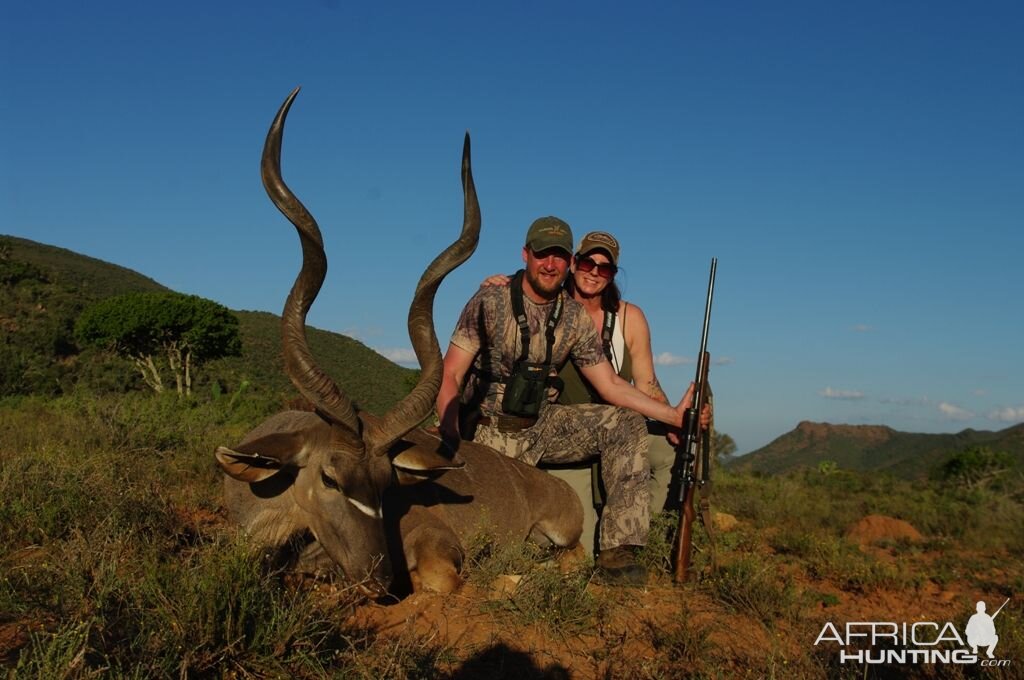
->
xmin=731 ymin=419 xmax=1024 ymax=478
xmin=209 ymin=310 xmax=415 ymax=415
xmin=2 ymin=235 xmax=170 ymax=298
xmin=0 ymin=235 xmax=416 ymax=413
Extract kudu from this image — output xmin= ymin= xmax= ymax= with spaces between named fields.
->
xmin=215 ymin=89 xmax=582 ymax=595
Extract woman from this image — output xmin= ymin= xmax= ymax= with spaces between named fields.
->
xmin=556 ymin=231 xmax=677 ymax=513
xmin=483 ymin=230 xmax=684 ymax=551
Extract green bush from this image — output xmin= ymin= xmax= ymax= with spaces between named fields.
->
xmin=936 ymin=446 xmax=1015 ymax=489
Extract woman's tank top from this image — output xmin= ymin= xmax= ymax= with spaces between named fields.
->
xmin=557 ymin=306 xmax=632 ymax=405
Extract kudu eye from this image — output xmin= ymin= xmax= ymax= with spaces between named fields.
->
xmin=320 ymin=470 xmax=341 ymax=491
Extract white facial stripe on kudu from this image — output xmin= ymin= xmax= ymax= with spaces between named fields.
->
xmin=347 ymin=497 xmax=382 ymax=519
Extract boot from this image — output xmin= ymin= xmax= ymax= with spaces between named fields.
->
xmin=595 ymin=545 xmax=646 ymax=586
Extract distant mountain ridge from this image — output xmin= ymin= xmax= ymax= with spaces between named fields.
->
xmin=731 ymin=420 xmax=1024 ymax=478
xmin=1 ymin=235 xmax=416 ymax=413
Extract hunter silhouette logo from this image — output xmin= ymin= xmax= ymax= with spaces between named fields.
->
xmin=966 ymin=598 xmax=1008 ymax=659
xmin=814 ymin=597 xmax=1013 ymax=667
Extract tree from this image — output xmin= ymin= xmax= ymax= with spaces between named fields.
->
xmin=75 ymin=292 xmax=241 ymax=396
xmin=938 ymin=446 xmax=1014 ymax=490
xmin=817 ymin=460 xmax=839 ymax=476
xmin=712 ymin=429 xmax=737 ymax=461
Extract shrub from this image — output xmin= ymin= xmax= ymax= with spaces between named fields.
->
xmin=645 ymin=617 xmax=712 ymax=668
xmin=637 ymin=510 xmax=679 ymax=574
xmin=467 ymin=531 xmax=605 ymax=633
xmin=482 ymin=567 xmax=603 ymax=634
xmin=703 ymin=556 xmax=797 ymax=626
xmin=936 ymin=446 xmax=1015 ymax=490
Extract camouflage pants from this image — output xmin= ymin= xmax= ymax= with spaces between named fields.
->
xmin=547 ymin=431 xmax=675 ymax=555
xmin=473 ymin=403 xmax=650 ymax=550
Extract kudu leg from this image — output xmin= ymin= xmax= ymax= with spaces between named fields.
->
xmin=403 ymin=521 xmax=464 ymax=594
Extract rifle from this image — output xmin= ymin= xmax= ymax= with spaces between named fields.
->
xmin=672 ymin=257 xmax=717 ymax=583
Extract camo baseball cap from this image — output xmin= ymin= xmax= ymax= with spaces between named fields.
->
xmin=525 ymin=216 xmax=573 ymax=255
xmin=577 ymin=230 xmax=620 ymax=266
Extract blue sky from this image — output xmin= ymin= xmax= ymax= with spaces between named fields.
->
xmin=3 ymin=1 xmax=1022 ymax=454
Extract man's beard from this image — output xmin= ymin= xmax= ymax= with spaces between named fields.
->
xmin=525 ymin=267 xmax=564 ymax=300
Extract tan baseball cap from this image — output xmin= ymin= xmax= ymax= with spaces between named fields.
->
xmin=525 ymin=216 xmax=574 ymax=255
xmin=577 ymin=230 xmax=620 ymax=266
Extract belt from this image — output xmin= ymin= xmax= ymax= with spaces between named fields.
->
xmin=476 ymin=415 xmax=537 ymax=433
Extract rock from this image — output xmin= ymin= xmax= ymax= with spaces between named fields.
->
xmin=845 ymin=514 xmax=923 ymax=546
xmin=490 ymin=574 xmax=522 ymax=598
xmin=713 ymin=512 xmax=739 ymax=532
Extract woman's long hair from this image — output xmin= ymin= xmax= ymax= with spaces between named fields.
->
xmin=565 ymin=252 xmax=621 ymax=313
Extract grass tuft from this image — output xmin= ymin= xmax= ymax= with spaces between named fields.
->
xmin=484 ymin=567 xmax=604 ymax=634
xmin=703 ymin=555 xmax=797 ymax=626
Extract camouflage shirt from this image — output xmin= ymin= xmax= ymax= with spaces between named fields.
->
xmin=450 ymin=282 xmax=606 ymax=417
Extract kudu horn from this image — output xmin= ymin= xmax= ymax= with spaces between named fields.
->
xmin=260 ymin=87 xmax=481 ymax=455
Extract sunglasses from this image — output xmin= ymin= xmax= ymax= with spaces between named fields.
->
xmin=576 ymin=255 xmax=617 ymax=279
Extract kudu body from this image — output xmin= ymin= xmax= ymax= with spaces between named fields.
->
xmin=216 ymin=89 xmax=582 ymax=595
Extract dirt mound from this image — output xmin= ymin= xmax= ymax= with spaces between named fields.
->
xmin=845 ymin=514 xmax=923 ymax=546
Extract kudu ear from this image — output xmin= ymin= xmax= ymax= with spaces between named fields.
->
xmin=215 ymin=430 xmax=308 ymax=483
xmin=390 ymin=439 xmax=465 ymax=486
xmin=216 ymin=447 xmax=284 ymax=483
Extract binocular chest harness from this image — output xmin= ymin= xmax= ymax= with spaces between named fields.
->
xmin=496 ymin=270 xmax=565 ymax=418
xmin=475 ymin=271 xmax=617 ymax=424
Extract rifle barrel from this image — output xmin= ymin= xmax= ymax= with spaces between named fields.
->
xmin=694 ymin=258 xmax=717 ymax=388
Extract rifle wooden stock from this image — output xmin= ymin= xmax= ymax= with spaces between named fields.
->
xmin=673 ymin=351 xmax=711 ymax=582
xmin=674 ymin=469 xmax=698 ymax=581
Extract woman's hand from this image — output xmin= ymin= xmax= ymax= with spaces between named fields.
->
xmin=480 ymin=274 xmax=511 ymax=287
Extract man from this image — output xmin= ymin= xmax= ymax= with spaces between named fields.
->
xmin=436 ymin=216 xmax=704 ymax=585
